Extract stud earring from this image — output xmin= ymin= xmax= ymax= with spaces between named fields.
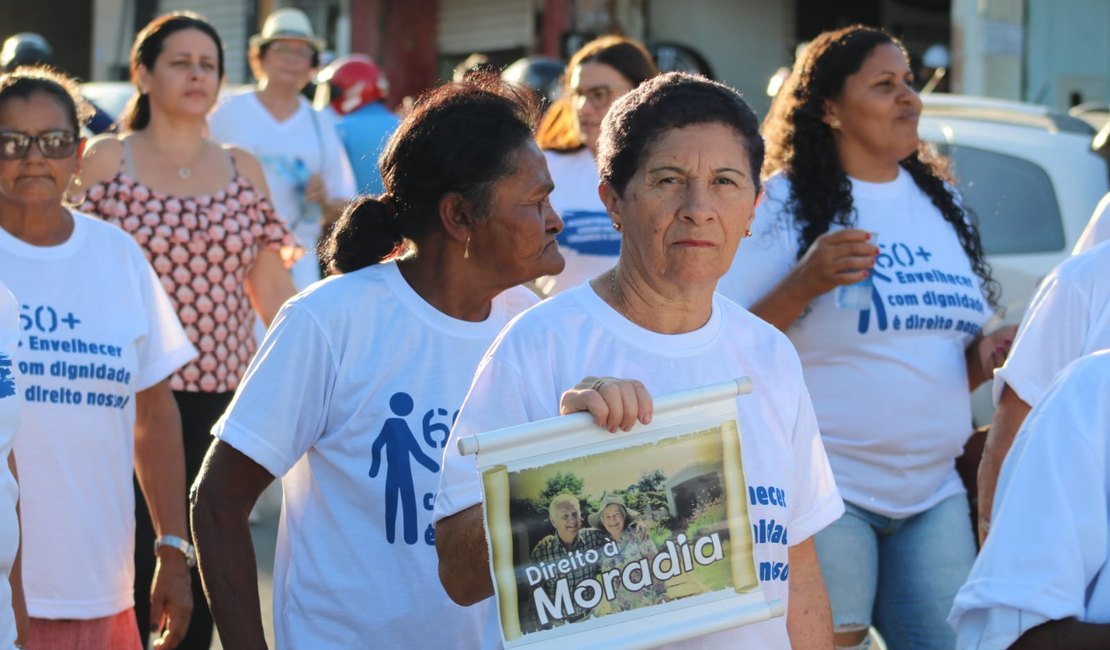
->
xmin=612 ymin=222 xmax=622 ymax=232
xmin=829 ymin=118 xmax=841 ymax=130
xmin=745 ymin=229 xmax=752 ymax=238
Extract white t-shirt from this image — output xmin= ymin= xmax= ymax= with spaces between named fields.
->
xmin=0 ymin=212 xmax=195 ymax=619
xmin=208 ymin=89 xmax=357 ymax=289
xmin=994 ymin=240 xmax=1110 ymax=407
xmin=718 ymin=170 xmax=991 ymax=518
xmin=212 ymin=261 xmax=537 ymax=649
xmin=0 ymin=279 xmax=21 ymax=647
xmin=435 ymin=284 xmax=844 ymax=649
xmin=1073 ymin=191 xmax=1110 ymax=255
xmin=535 ymin=148 xmax=620 ymax=296
xmin=949 ymin=350 xmax=1110 ymax=650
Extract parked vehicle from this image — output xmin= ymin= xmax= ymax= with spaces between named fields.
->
xmin=919 ymin=94 xmax=1109 ymax=423
xmin=919 ymin=93 xmax=1108 ymax=320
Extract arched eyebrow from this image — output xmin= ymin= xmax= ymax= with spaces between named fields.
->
xmin=647 ymin=164 xmax=748 ymax=177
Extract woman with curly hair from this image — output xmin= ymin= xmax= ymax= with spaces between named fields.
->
xmin=718 ymin=25 xmax=1014 ymax=650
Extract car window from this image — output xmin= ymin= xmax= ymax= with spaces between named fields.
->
xmin=934 ymin=143 xmax=1066 ymax=254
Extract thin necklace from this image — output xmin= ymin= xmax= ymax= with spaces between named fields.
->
xmin=173 ymin=147 xmax=204 ymax=180
xmin=149 ymin=137 xmax=205 ymax=180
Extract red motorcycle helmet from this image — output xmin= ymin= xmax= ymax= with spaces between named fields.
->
xmin=315 ymin=54 xmax=388 ymax=115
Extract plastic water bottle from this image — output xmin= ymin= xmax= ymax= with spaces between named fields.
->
xmin=836 ymin=274 xmax=874 ymax=310
xmin=836 ymin=231 xmax=878 ymax=310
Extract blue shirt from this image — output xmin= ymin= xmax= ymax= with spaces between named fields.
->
xmin=336 ymin=102 xmax=400 ymax=196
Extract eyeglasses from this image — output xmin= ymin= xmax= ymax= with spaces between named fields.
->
xmin=0 ymin=130 xmax=78 ymax=160
xmin=269 ymin=42 xmax=316 ymax=61
xmin=570 ymin=84 xmax=630 ymax=109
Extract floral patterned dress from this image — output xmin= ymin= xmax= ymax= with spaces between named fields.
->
xmin=79 ymin=159 xmax=300 ymax=393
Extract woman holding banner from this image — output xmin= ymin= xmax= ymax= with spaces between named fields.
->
xmin=190 ymin=75 xmax=564 ymax=649
xmin=435 ymin=72 xmax=843 ymax=649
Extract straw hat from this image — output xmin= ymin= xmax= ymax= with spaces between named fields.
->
xmin=250 ymin=8 xmax=325 ymax=51
xmin=588 ymin=494 xmax=640 ymax=530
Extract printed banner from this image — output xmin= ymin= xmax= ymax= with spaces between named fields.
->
xmin=459 ymin=379 xmax=783 ymax=649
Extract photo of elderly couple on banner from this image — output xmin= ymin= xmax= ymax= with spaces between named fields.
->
xmin=459 ymin=378 xmax=782 ymax=649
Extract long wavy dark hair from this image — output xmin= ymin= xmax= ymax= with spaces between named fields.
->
xmin=764 ymin=24 xmax=998 ymax=306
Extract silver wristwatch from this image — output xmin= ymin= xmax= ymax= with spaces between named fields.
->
xmin=154 ymin=534 xmax=196 ymax=568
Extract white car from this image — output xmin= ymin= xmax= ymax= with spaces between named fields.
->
xmin=919 ymin=94 xmax=1109 ymax=424
xmin=919 ymin=94 xmax=1108 ymax=320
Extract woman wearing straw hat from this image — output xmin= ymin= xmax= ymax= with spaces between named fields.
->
xmin=209 ymin=7 xmax=356 ymax=289
xmin=589 ymin=493 xmax=668 ymax=613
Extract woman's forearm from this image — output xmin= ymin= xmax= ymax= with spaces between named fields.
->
xmin=134 ymin=380 xmax=188 ymax=540
xmin=436 ymin=505 xmax=494 ymax=606
xmin=246 ymin=250 xmax=296 ymax=327
xmin=191 ymin=441 xmax=273 ymax=650
xmin=1011 ymin=618 xmax=1110 ymax=649
xmin=748 ymin=275 xmax=818 ymax=333
xmin=7 ymin=453 xmax=27 ymax=646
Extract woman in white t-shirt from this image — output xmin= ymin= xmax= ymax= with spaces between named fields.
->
xmin=436 ymin=73 xmax=844 ymax=649
xmin=191 ymin=76 xmax=565 ymax=649
xmin=0 ymin=67 xmax=196 ymax=650
xmin=0 ymin=279 xmax=27 ymax=649
xmin=208 ymin=7 xmax=357 ymax=289
xmin=533 ymin=36 xmax=657 ymax=296
xmin=718 ymin=25 xmax=1014 ymax=650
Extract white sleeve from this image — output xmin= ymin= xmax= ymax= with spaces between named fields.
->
xmin=717 ymin=189 xmax=799 ymax=308
xmin=1073 ymin=193 xmax=1110 ymax=255
xmin=211 ymin=301 xmax=336 ymax=477
xmin=206 ymin=99 xmax=236 ymax=146
xmin=949 ymin=365 xmax=1108 ymax=645
xmin=781 ymin=356 xmax=844 ymax=544
xmin=128 ymin=244 xmax=196 ymax=390
xmin=953 ymin=607 xmax=1049 ymax=650
xmin=434 ymin=353 xmax=556 ymax=522
xmin=992 ymin=271 xmax=1088 ymax=406
xmin=317 ymin=108 xmax=357 ymax=200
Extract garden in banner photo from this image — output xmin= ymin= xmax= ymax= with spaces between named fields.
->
xmin=506 ymin=428 xmax=735 ymax=632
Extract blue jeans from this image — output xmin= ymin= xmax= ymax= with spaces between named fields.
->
xmin=814 ymin=493 xmax=975 ymax=650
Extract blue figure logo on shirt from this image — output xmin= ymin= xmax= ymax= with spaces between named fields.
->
xmin=0 ymin=354 xmax=15 ymax=398
xmin=370 ymin=392 xmax=441 ymax=545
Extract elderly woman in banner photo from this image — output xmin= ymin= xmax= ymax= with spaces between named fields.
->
xmin=590 ymin=493 xmax=667 ymax=614
xmin=0 ymin=66 xmax=196 ymax=650
xmin=435 ymin=72 xmax=844 ymax=649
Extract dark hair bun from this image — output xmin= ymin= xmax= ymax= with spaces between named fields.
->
xmin=321 ymin=196 xmax=405 ymax=274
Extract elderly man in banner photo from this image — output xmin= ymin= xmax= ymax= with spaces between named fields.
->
xmin=435 ymin=72 xmax=843 ymax=649
xmin=527 ymin=493 xmax=607 ymax=625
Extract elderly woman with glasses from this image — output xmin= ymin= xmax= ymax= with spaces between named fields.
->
xmin=533 ymin=35 xmax=657 ymax=296
xmin=0 ymin=66 xmax=196 ymax=650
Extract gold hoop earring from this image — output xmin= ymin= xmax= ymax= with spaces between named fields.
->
xmin=464 ymin=237 xmax=471 ymax=259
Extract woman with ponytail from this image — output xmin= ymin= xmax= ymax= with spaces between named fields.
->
xmin=190 ymin=75 xmax=564 ymax=649
xmin=718 ymin=25 xmax=1014 ymax=649
xmin=72 ymin=12 xmax=299 ymax=649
